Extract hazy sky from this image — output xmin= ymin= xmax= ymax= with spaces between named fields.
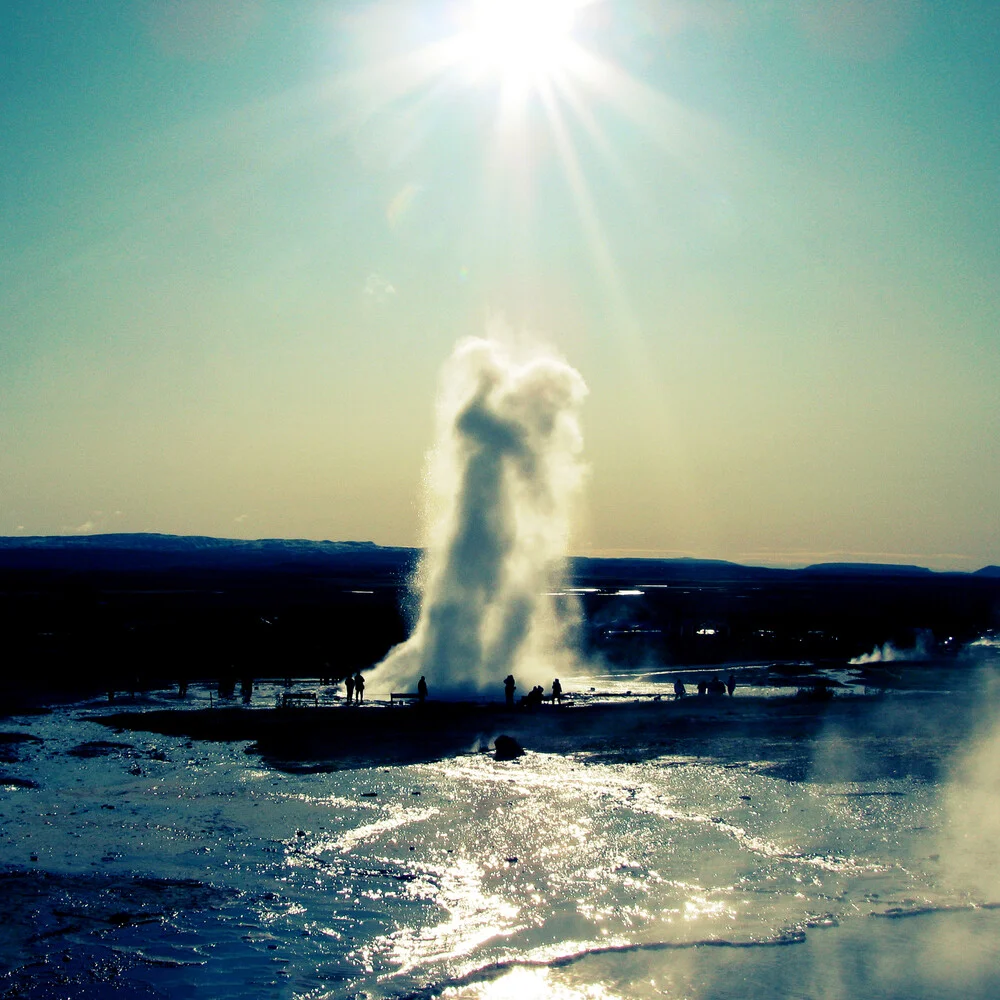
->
xmin=2 ymin=1 xmax=998 ymax=570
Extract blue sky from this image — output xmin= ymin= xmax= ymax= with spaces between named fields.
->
xmin=2 ymin=1 xmax=998 ymax=569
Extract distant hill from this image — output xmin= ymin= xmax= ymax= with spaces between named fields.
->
xmin=0 ymin=533 xmax=418 ymax=577
xmin=801 ymin=562 xmax=934 ymax=577
xmin=2 ymin=533 xmax=987 ymax=582
xmin=0 ymin=536 xmax=786 ymax=582
xmin=567 ymin=555 xmax=791 ymax=584
xmin=0 ymin=532 xmax=382 ymax=553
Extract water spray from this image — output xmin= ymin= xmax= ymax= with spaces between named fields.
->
xmin=370 ymin=336 xmax=587 ymax=697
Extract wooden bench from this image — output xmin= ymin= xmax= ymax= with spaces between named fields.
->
xmin=281 ymin=691 xmax=319 ymax=708
xmin=389 ymin=692 xmax=421 ymax=705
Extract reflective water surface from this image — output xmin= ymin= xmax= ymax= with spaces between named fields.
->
xmin=1 ymin=666 xmax=999 ymax=998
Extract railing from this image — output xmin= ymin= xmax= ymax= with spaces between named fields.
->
xmin=280 ymin=691 xmax=319 ymax=708
xmin=389 ymin=692 xmax=421 ymax=705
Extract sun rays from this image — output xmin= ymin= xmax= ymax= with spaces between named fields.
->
xmin=331 ymin=1 xmax=692 ymax=303
xmin=328 ymin=0 xmax=712 ymax=468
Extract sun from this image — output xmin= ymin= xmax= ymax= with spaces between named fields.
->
xmin=458 ymin=0 xmax=582 ymax=88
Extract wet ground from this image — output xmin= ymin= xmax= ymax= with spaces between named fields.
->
xmin=1 ymin=662 xmax=999 ymax=999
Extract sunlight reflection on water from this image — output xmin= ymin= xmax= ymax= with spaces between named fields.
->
xmin=441 ymin=965 xmax=622 ymax=1000
xmin=1 ymin=661 xmax=999 ymax=998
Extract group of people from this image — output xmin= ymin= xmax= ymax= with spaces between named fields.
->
xmin=347 ymin=672 xmax=428 ymax=704
xmin=673 ymin=673 xmax=737 ymax=698
xmin=504 ymin=675 xmax=564 ymax=708
xmin=342 ymin=671 xmax=366 ymax=704
xmin=183 ymin=670 xmax=746 ymax=707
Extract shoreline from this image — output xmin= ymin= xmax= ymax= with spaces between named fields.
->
xmin=91 ymin=687 xmax=980 ymax=773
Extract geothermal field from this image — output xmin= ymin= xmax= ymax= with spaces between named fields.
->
xmin=8 ymin=0 xmax=1000 ymax=995
xmin=2 ymin=659 xmax=1000 ymax=1000
xmin=2 ymin=341 xmax=1000 ymax=999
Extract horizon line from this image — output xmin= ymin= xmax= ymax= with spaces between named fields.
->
xmin=1 ymin=530 xmax=996 ymax=574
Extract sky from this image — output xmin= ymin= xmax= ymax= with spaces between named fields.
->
xmin=2 ymin=0 xmax=998 ymax=571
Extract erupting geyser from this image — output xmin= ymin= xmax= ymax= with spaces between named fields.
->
xmin=371 ymin=336 xmax=588 ymax=697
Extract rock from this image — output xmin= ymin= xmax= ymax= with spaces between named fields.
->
xmin=493 ymin=735 xmax=523 ymax=761
xmin=0 ymin=775 xmax=39 ymax=789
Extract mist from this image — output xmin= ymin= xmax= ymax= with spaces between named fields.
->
xmin=849 ymin=628 xmax=935 ymax=664
xmin=369 ymin=336 xmax=588 ymax=697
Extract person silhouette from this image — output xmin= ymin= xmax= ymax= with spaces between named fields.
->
xmin=344 ymin=673 xmax=355 ymax=705
xmin=417 ymin=675 xmax=428 ymax=703
xmin=354 ymin=671 xmax=365 ymax=703
xmin=551 ymin=678 xmax=563 ymax=705
xmin=504 ymin=674 xmax=516 ymax=708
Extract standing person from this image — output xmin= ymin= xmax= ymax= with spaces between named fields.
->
xmin=727 ymin=673 xmax=737 ymax=697
xmin=673 ymin=678 xmax=686 ymax=699
xmin=504 ymin=674 xmax=516 ymax=708
xmin=417 ymin=676 xmax=428 ymax=703
xmin=344 ymin=672 xmax=355 ymax=705
xmin=551 ymin=678 xmax=563 ymax=705
xmin=354 ymin=671 xmax=365 ymax=703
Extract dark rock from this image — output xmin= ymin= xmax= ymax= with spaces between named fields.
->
xmin=0 ymin=732 xmax=43 ymax=765
xmin=494 ymin=735 xmax=523 ymax=760
xmin=0 ymin=775 xmax=39 ymax=789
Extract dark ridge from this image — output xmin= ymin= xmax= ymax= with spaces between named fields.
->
xmin=0 ymin=533 xmax=417 ymax=575
xmin=0 ymin=535 xmax=978 ymax=581
xmin=568 ymin=556 xmax=793 ymax=584
xmin=0 ymin=533 xmax=381 ymax=551
xmin=800 ymin=563 xmax=934 ymax=576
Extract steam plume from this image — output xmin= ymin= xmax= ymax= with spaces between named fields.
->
xmin=849 ymin=628 xmax=935 ymax=664
xmin=370 ymin=336 xmax=588 ymax=697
